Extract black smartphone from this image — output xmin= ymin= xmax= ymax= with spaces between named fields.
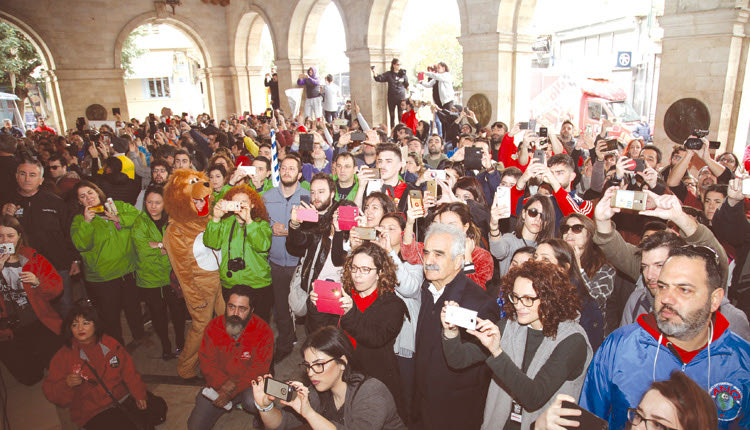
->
xmin=464 ymin=147 xmax=483 ymax=170
xmin=709 ymin=140 xmax=721 ymax=149
xmin=112 ymin=107 xmax=120 ymax=116
xmin=299 ymin=133 xmax=314 ymax=152
xmin=634 ymin=158 xmax=646 ymax=172
xmin=604 ymin=139 xmax=619 ymax=152
xmin=300 ymin=195 xmax=311 ymax=205
xmin=534 ymin=148 xmax=546 ymax=165
xmin=264 ymin=378 xmax=297 ymax=402
xmin=539 ymin=127 xmax=548 ymax=138
xmin=351 ymin=131 xmax=367 ymax=142
xmin=519 ymin=121 xmax=529 ymax=130
xmin=560 ymin=401 xmax=609 ymax=430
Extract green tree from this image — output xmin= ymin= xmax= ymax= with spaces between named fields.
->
xmin=121 ymin=27 xmax=147 ymax=77
xmin=0 ymin=22 xmax=42 ymax=100
xmin=401 ymin=21 xmax=462 ymax=94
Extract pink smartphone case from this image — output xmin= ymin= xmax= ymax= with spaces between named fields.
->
xmin=314 ymin=280 xmax=345 ymax=315
xmin=297 ymin=208 xmax=319 ymax=222
xmin=338 ymin=207 xmax=358 ymax=231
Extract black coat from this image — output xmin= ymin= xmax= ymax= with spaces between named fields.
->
xmin=413 ymin=273 xmax=501 ymax=430
xmin=340 ymin=291 xmax=407 ymax=421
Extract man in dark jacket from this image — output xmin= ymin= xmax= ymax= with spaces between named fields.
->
xmin=413 ymin=223 xmax=501 ymax=430
xmin=1 ymin=158 xmax=79 ymax=317
xmin=372 ymin=58 xmax=409 ymax=129
xmin=264 ymin=73 xmax=280 ymax=110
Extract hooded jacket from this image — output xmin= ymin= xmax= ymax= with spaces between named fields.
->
xmin=297 ymin=66 xmax=322 ymax=99
xmin=203 ymin=216 xmax=272 ymax=289
xmin=0 ymin=246 xmax=63 ymax=339
xmin=580 ymin=312 xmax=750 ymax=429
xmin=71 ymin=200 xmax=139 ymax=282
xmin=43 ymin=335 xmax=147 ymax=426
xmin=131 ymin=212 xmax=172 ymax=289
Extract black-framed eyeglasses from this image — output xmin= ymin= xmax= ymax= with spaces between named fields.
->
xmin=507 ymin=293 xmax=540 ymax=307
xmin=676 ymin=244 xmax=720 ymax=266
xmin=560 ymin=224 xmax=586 ymax=235
xmin=299 ymin=358 xmax=335 ymax=374
xmin=350 ymin=264 xmax=376 ymax=275
xmin=627 ymin=408 xmax=677 ymax=430
xmin=526 ymin=208 xmax=542 ymax=218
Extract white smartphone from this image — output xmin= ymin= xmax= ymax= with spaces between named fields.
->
xmin=366 ymin=179 xmax=383 ymax=196
xmin=445 ymin=305 xmax=478 ymax=330
xmin=0 ymin=243 xmax=15 ymax=255
xmin=425 ymin=170 xmax=447 ymax=181
xmin=223 ymin=200 xmax=242 ymax=212
xmin=742 ymin=178 xmax=750 ymax=196
xmin=494 ymin=186 xmax=511 ymax=218
xmin=238 ymin=165 xmax=256 ymax=177
xmin=202 ymin=387 xmax=232 ymax=411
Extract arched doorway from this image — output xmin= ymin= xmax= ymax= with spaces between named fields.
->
xmin=114 ymin=14 xmax=212 ymax=120
xmin=0 ymin=11 xmax=64 ymax=132
xmin=233 ymin=7 xmax=276 ymax=115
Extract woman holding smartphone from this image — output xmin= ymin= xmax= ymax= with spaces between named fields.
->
xmin=70 ymin=181 xmax=144 ymax=345
xmin=490 ymin=194 xmax=555 ymax=276
xmin=204 ymin=185 xmax=272 ymax=321
xmin=441 ymin=260 xmax=591 ymax=429
xmin=309 ymin=242 xmax=407 ymax=421
xmin=251 ymin=326 xmax=406 ymax=430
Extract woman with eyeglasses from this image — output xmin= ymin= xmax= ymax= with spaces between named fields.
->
xmin=534 ymin=239 xmax=605 ymax=352
xmin=310 ymin=242 xmax=408 ymax=421
xmin=490 ymin=194 xmax=555 ymax=276
xmin=559 ymin=214 xmax=615 ymax=320
xmin=251 ymin=326 xmax=406 ymax=429
xmin=534 ymin=370 xmax=717 ymax=430
xmin=203 ymin=185 xmax=273 ymax=320
xmin=441 ymin=260 xmax=591 ymax=429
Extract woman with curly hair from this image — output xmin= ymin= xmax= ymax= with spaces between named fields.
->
xmin=203 ymin=185 xmax=273 ymax=320
xmin=441 ymin=260 xmax=592 ymax=429
xmin=311 ymin=242 xmax=407 ymax=421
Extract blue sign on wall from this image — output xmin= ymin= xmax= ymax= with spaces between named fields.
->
xmin=616 ymin=51 xmax=632 ymax=68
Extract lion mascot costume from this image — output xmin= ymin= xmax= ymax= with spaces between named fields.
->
xmin=163 ymin=169 xmax=224 ymax=379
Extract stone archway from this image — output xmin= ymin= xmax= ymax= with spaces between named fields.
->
xmin=114 ymin=12 xmax=213 ymax=119
xmin=232 ymin=5 xmax=277 ymax=115
xmin=0 ymin=11 xmax=66 ymax=131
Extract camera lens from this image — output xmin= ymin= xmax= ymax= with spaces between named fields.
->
xmin=281 ymin=388 xmax=286 ymax=395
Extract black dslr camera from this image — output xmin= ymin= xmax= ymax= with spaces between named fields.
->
xmin=226 ymin=258 xmax=246 ymax=277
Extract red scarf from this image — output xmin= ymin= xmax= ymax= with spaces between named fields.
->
xmin=345 ymin=290 xmax=378 ymax=349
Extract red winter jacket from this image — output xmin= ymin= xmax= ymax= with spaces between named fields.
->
xmin=43 ymin=335 xmax=147 ymax=426
xmin=401 ymin=110 xmax=418 ymax=135
xmin=0 ymin=246 xmax=63 ymax=340
xmin=199 ymin=314 xmax=274 ymax=396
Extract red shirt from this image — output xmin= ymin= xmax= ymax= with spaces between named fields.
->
xmin=347 ymin=290 xmax=379 ymax=348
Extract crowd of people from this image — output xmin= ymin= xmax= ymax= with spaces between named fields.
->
xmin=1 ymin=57 xmax=750 ymax=430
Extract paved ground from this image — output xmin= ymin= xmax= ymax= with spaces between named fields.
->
xmin=1 ymin=309 xmax=307 ymax=430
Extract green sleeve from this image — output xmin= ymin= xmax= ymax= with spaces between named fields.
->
xmin=132 ymin=216 xmax=162 ymax=265
xmin=247 ymin=219 xmax=272 ymax=253
xmin=203 ymin=217 xmax=227 ymax=250
xmin=115 ymin=201 xmax=141 ymax=228
xmin=70 ymin=215 xmax=96 ymax=252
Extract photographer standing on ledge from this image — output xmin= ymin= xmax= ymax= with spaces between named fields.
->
xmin=372 ymin=58 xmax=409 ymax=130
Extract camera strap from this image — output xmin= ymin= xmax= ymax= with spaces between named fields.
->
xmin=81 ymin=359 xmax=146 ymax=430
xmin=227 ymin=219 xmax=247 ymax=261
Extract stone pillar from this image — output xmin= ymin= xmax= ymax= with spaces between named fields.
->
xmin=232 ymin=66 xmax=251 ymax=116
xmin=459 ymin=32 xmax=535 ymax=126
xmin=42 ymin=69 xmax=66 ymax=133
xmin=274 ymin=57 xmax=306 ymax=117
xmin=655 ymin=4 xmax=749 ymax=152
xmin=203 ymin=66 xmax=237 ymax=120
xmin=53 ymin=68 xmax=127 ymax=130
xmin=347 ymin=48 xmax=398 ymax=128
xmin=247 ymin=65 xmax=267 ymax=115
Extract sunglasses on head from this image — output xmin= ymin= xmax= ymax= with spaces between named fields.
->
xmin=560 ymin=224 xmax=586 ymax=234
xmin=526 ymin=208 xmax=542 ymax=218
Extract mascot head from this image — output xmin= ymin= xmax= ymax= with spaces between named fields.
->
xmin=164 ymin=169 xmax=212 ymax=223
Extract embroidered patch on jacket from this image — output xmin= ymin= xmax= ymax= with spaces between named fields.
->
xmin=109 ymin=355 xmax=120 ymax=368
xmin=710 ymin=382 xmax=742 ymax=421
xmin=240 ymin=351 xmax=251 ymax=360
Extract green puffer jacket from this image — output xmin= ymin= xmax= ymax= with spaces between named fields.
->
xmin=70 ymin=200 xmax=139 ymax=282
xmin=203 ymin=216 xmax=272 ymax=289
xmin=131 ymin=212 xmax=172 ymax=289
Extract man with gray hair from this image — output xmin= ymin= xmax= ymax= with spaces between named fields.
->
xmin=412 ymin=223 xmax=501 ymax=430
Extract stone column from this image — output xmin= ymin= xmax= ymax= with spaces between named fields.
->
xmin=202 ymin=66 xmax=238 ymax=120
xmin=53 ymin=68 xmax=127 ymax=130
xmin=459 ymin=32 xmax=535 ymax=126
xmin=42 ymin=69 xmax=66 ymax=133
xmin=247 ymin=65 xmax=267 ymax=115
xmin=347 ymin=48 xmax=398 ymax=128
xmin=655 ymin=4 xmax=749 ymax=152
xmin=231 ymin=66 xmax=251 ymax=116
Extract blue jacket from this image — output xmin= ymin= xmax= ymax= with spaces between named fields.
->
xmin=580 ymin=313 xmax=750 ymax=429
xmin=262 ymin=184 xmax=309 ymax=267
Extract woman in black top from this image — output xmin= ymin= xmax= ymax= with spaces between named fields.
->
xmin=372 ymin=58 xmax=409 ymax=129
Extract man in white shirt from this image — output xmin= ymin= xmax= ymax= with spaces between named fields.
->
xmin=322 ymin=74 xmax=341 ymax=124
